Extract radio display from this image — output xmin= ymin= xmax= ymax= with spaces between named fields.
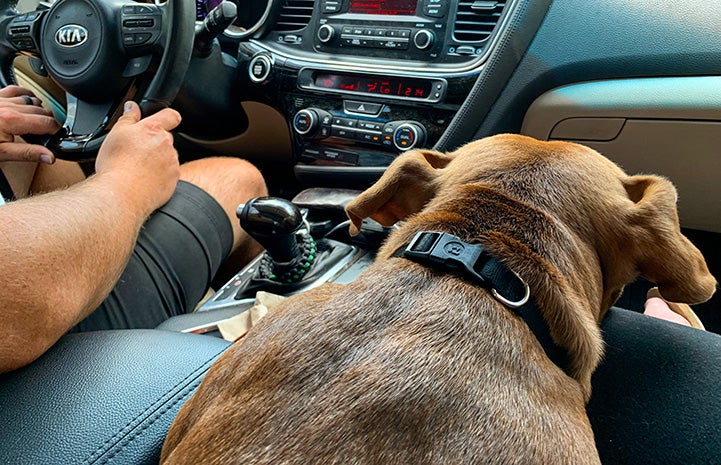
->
xmin=348 ymin=0 xmax=418 ymax=15
xmin=314 ymin=72 xmax=432 ymax=98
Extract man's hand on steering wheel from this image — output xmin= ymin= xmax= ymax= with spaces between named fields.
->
xmin=0 ymin=0 xmax=194 ymax=160
xmin=0 ymin=85 xmax=60 ymax=164
xmin=96 ymin=101 xmax=182 ymax=216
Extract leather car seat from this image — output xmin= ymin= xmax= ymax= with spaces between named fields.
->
xmin=0 ymin=330 xmax=230 ymax=464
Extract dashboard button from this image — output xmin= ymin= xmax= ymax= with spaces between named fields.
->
xmin=249 ymin=55 xmax=272 ymax=83
xmin=344 ymin=101 xmax=382 ymax=115
xmin=358 ymin=131 xmax=382 ymax=143
xmin=331 ymin=126 xmax=356 ymax=138
xmin=317 ymin=24 xmax=335 ymax=43
xmin=357 ymin=121 xmax=382 ymax=131
xmin=413 ymin=30 xmax=435 ymax=50
xmin=333 ymin=117 xmax=357 ymax=127
xmin=322 ymin=1 xmax=340 ymax=12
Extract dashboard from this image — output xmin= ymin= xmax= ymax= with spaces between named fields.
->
xmin=192 ymin=0 xmax=518 ymax=186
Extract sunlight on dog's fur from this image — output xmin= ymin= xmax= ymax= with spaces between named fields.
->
xmin=161 ymin=134 xmax=715 ymax=465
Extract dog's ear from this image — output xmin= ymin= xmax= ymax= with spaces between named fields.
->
xmin=623 ymin=175 xmax=716 ymax=304
xmin=345 ymin=149 xmax=455 ymax=235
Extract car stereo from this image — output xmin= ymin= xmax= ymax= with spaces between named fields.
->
xmin=315 ymin=0 xmax=448 ymax=60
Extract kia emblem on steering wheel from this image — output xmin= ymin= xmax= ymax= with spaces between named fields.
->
xmin=55 ymin=25 xmax=88 ymax=48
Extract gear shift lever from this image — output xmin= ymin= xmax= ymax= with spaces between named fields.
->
xmin=238 ymin=197 xmax=303 ymax=263
xmin=199 ymin=194 xmax=361 ymax=309
xmin=237 ymin=197 xmax=316 ymax=282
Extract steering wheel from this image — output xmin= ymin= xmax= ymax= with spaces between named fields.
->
xmin=0 ymin=0 xmax=194 ymax=160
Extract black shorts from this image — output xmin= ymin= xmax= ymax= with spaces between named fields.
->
xmin=72 ymin=181 xmax=233 ymax=331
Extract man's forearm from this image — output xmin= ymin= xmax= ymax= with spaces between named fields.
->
xmin=0 ymin=173 xmax=156 ymax=372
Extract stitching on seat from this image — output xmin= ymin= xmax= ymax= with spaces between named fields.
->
xmin=97 ymin=378 xmax=202 ymax=465
xmin=82 ymin=345 xmax=227 ymax=464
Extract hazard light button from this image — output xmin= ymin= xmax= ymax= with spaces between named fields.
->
xmin=343 ymin=100 xmax=383 ymax=116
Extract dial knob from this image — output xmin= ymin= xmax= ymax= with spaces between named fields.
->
xmin=317 ymin=24 xmax=335 ymax=44
xmin=292 ymin=108 xmax=332 ymax=137
xmin=413 ymin=29 xmax=435 ymax=50
xmin=292 ymin=109 xmax=319 ymax=135
xmin=393 ymin=122 xmax=426 ymax=151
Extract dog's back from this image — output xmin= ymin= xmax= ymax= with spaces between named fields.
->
xmin=162 ymin=262 xmax=597 ymax=464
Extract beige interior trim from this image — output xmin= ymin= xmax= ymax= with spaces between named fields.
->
xmin=522 ymin=76 xmax=721 ymax=233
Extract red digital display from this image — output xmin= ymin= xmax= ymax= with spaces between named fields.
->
xmin=348 ymin=0 xmax=418 ymax=15
xmin=314 ymin=73 xmax=431 ymax=98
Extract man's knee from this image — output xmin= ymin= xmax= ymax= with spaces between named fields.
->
xmin=179 ymin=157 xmax=267 ymax=207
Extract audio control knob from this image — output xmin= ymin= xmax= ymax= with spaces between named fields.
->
xmin=318 ymin=24 xmax=335 ymax=44
xmin=413 ymin=29 xmax=435 ymax=50
xmin=393 ymin=122 xmax=426 ymax=151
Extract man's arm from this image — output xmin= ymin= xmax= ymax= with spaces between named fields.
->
xmin=0 ymin=101 xmax=181 ymax=372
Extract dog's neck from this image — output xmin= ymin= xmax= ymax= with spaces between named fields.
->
xmin=391 ymin=230 xmax=573 ymax=375
xmin=377 ymin=184 xmax=605 ymax=398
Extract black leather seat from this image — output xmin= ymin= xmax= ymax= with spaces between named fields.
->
xmin=0 ymin=329 xmax=230 ymax=465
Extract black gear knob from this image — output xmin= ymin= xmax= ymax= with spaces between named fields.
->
xmin=237 ymin=197 xmax=303 ymax=264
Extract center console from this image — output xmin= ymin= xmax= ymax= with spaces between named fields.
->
xmin=227 ymin=0 xmax=515 ymax=186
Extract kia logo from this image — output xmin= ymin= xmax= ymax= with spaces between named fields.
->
xmin=55 ymin=24 xmax=88 ymax=48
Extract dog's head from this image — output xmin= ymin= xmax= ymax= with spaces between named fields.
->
xmin=347 ymin=133 xmax=716 ymax=313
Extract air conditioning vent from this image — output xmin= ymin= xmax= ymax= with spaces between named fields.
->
xmin=452 ymin=0 xmax=507 ymax=43
xmin=273 ymin=0 xmax=315 ymax=32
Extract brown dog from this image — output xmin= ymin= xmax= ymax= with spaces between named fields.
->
xmin=161 ymin=134 xmax=716 ymax=464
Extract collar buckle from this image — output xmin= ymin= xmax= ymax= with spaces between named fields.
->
xmin=402 ymin=231 xmax=530 ymax=309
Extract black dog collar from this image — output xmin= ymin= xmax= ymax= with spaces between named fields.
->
xmin=394 ymin=231 xmax=571 ymax=375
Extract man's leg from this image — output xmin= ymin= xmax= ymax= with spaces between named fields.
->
xmin=179 ymin=157 xmax=268 ymax=287
xmin=30 ymin=159 xmax=86 ymax=194
xmin=178 ymin=156 xmax=267 ymax=265
xmin=73 ymin=157 xmax=267 ymax=331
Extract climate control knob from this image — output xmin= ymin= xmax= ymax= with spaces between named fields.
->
xmin=393 ymin=122 xmax=426 ymax=151
xmin=413 ymin=29 xmax=435 ymax=50
xmin=317 ymin=24 xmax=335 ymax=44
xmin=292 ymin=108 xmax=332 ymax=137
xmin=293 ymin=109 xmax=318 ymax=135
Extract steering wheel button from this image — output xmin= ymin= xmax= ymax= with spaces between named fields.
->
xmin=135 ymin=5 xmax=156 ymax=14
xmin=135 ymin=33 xmax=152 ymax=44
xmin=122 ymin=55 xmax=152 ymax=77
xmin=122 ymin=34 xmax=136 ymax=45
